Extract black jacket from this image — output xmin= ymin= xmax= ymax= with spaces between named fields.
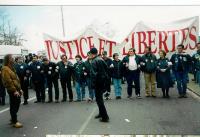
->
xmin=91 ymin=56 xmax=109 ymax=90
xmin=103 ymin=57 xmax=113 ymax=77
xmin=43 ymin=62 xmax=59 ymax=80
xmin=141 ymin=53 xmax=157 ymax=73
xmin=29 ymin=61 xmax=45 ymax=83
xmin=111 ymin=60 xmax=123 ymax=79
xmin=56 ymin=61 xmax=74 ymax=80
xmin=84 ymin=59 xmax=92 ymax=78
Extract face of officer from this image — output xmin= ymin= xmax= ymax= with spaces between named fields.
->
xmin=177 ymin=46 xmax=184 ymax=54
xmin=61 ymin=55 xmax=67 ymax=62
xmin=159 ymin=51 xmax=166 ymax=58
xmin=32 ymin=56 xmax=38 ymax=62
xmin=75 ymin=57 xmax=81 ymax=62
xmin=114 ymin=54 xmax=119 ymax=61
xmin=128 ymin=49 xmax=135 ymax=56
xmin=17 ymin=57 xmax=23 ymax=64
xmin=44 ymin=60 xmax=49 ymax=65
xmin=145 ymin=47 xmax=151 ymax=54
xmin=87 ymin=53 xmax=92 ymax=60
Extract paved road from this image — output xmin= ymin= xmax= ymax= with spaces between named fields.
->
xmin=0 ymin=76 xmax=200 ymax=137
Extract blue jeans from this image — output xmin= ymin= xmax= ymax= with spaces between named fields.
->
xmin=126 ymin=70 xmax=140 ymax=96
xmin=86 ymin=78 xmax=95 ymax=100
xmin=113 ymin=78 xmax=122 ymax=97
xmin=75 ymin=81 xmax=86 ymax=101
xmin=174 ymin=71 xmax=188 ymax=95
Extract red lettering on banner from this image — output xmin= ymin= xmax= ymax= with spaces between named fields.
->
xmin=158 ymin=31 xmax=168 ymax=52
xmin=137 ymin=32 xmax=147 ymax=54
xmin=80 ymin=37 xmax=88 ymax=59
xmin=147 ymin=31 xmax=156 ymax=46
xmin=122 ymin=38 xmax=129 ymax=55
xmin=189 ymin=26 xmax=197 ymax=50
xmin=99 ymin=38 xmax=105 ymax=54
xmin=73 ymin=39 xmax=80 ymax=55
xmin=167 ymin=30 xmax=179 ymax=52
xmin=87 ymin=36 xmax=95 ymax=50
xmin=45 ymin=40 xmax=59 ymax=61
xmin=63 ymin=41 xmax=73 ymax=59
xmin=106 ymin=40 xmax=116 ymax=57
xmin=181 ymin=27 xmax=189 ymax=50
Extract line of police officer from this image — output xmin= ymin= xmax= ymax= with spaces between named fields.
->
xmin=1 ymin=43 xmax=199 ymax=107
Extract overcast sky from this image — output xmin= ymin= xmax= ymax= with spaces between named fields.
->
xmin=1 ymin=6 xmax=200 ymax=53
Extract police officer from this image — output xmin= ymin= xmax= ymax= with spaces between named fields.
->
xmin=29 ymin=55 xmax=45 ymax=103
xmin=102 ymin=51 xmax=113 ymax=100
xmin=90 ymin=48 xmax=109 ymax=122
xmin=84 ymin=52 xmax=95 ymax=102
xmin=156 ymin=50 xmax=173 ymax=98
xmin=141 ymin=47 xmax=157 ymax=97
xmin=170 ymin=44 xmax=191 ymax=98
xmin=193 ymin=42 xmax=200 ymax=84
xmin=0 ymin=64 xmax=6 ymax=105
xmin=57 ymin=55 xmax=74 ymax=102
xmin=42 ymin=58 xmax=59 ymax=103
xmin=122 ymin=48 xmax=142 ymax=99
xmin=74 ymin=55 xmax=86 ymax=102
xmin=14 ymin=56 xmax=30 ymax=105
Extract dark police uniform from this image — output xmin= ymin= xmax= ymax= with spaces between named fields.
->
xmin=57 ymin=60 xmax=74 ymax=102
xmin=84 ymin=59 xmax=95 ymax=100
xmin=170 ymin=52 xmax=191 ymax=97
xmin=74 ymin=60 xmax=86 ymax=101
xmin=91 ymin=56 xmax=109 ymax=122
xmin=193 ymin=50 xmax=200 ymax=84
xmin=14 ymin=62 xmax=30 ymax=104
xmin=29 ymin=61 xmax=45 ymax=102
xmin=102 ymin=57 xmax=113 ymax=99
xmin=156 ymin=58 xmax=173 ymax=98
xmin=43 ymin=61 xmax=59 ymax=102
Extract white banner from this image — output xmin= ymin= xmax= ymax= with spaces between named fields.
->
xmin=44 ymin=16 xmax=199 ymax=62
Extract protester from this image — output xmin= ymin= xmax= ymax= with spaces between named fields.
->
xmin=122 ymin=48 xmax=142 ymax=99
xmin=156 ymin=50 xmax=173 ymax=98
xmin=57 ymin=55 xmax=74 ymax=102
xmin=192 ymin=42 xmax=200 ymax=86
xmin=1 ymin=54 xmax=23 ymax=128
xmin=29 ymin=55 xmax=45 ymax=103
xmin=141 ymin=47 xmax=157 ymax=97
xmin=84 ymin=52 xmax=95 ymax=102
xmin=170 ymin=44 xmax=192 ymax=98
xmin=74 ymin=55 xmax=86 ymax=102
xmin=14 ymin=56 xmax=30 ymax=105
xmin=90 ymin=48 xmax=109 ymax=122
xmin=102 ymin=51 xmax=113 ymax=100
xmin=43 ymin=58 xmax=60 ymax=103
xmin=111 ymin=53 xmax=123 ymax=99
xmin=0 ymin=64 xmax=6 ymax=105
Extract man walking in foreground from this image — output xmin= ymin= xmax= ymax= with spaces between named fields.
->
xmin=90 ymin=48 xmax=109 ymax=123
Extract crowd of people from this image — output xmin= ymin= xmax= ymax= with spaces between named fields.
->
xmin=0 ymin=43 xmax=200 ymax=127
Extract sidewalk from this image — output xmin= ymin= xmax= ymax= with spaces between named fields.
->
xmin=188 ymin=73 xmax=200 ymax=96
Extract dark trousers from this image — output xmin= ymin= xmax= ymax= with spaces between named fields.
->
xmin=60 ymin=78 xmax=73 ymax=100
xmin=9 ymin=93 xmax=21 ymax=124
xmin=95 ymin=88 xmax=109 ymax=120
xmin=174 ymin=71 xmax=188 ymax=95
xmin=47 ymin=78 xmax=59 ymax=101
xmin=104 ymin=77 xmax=111 ymax=97
xmin=20 ymin=79 xmax=29 ymax=102
xmin=34 ymin=81 xmax=45 ymax=102
xmin=126 ymin=70 xmax=140 ymax=96
xmin=0 ymin=87 xmax=6 ymax=105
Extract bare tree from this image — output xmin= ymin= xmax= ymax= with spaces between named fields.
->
xmin=0 ymin=9 xmax=25 ymax=46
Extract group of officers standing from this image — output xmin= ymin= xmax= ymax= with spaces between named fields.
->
xmin=0 ymin=43 xmax=200 ymax=126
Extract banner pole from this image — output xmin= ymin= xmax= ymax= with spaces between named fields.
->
xmin=60 ymin=5 xmax=66 ymax=37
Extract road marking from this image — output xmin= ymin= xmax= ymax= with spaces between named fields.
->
xmin=76 ymin=107 xmax=97 ymax=134
xmin=0 ymin=96 xmax=36 ymax=114
xmin=125 ymin=119 xmax=130 ymax=122
xmin=187 ymin=89 xmax=200 ymax=101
